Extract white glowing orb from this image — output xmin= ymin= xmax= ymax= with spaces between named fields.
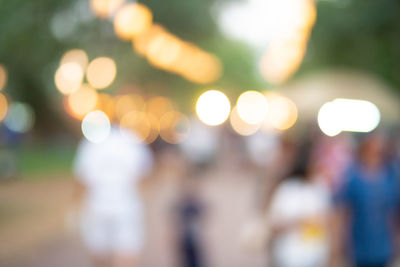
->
xmin=318 ymin=102 xmax=342 ymax=137
xmin=318 ymin=99 xmax=381 ymax=137
xmin=236 ymin=91 xmax=268 ymax=125
xmin=82 ymin=110 xmax=111 ymax=143
xmin=196 ymin=90 xmax=231 ymax=126
xmin=216 ymin=0 xmax=314 ymax=48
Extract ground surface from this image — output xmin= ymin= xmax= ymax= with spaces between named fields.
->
xmin=0 ymin=167 xmax=268 ymax=267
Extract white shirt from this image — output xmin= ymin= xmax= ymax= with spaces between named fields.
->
xmin=74 ymin=127 xmax=153 ymax=215
xmin=269 ymin=179 xmax=330 ymax=267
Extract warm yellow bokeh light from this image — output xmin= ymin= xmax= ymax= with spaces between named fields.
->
xmin=96 ymin=93 xmax=115 ymax=121
xmin=90 ymin=0 xmax=125 ymax=18
xmin=132 ymin=25 xmax=222 ymax=84
xmin=146 ymin=96 xmax=174 ymax=119
xmin=115 ymin=94 xmax=145 ymax=120
xmin=55 ymin=62 xmax=84 ymax=95
xmin=114 ymin=3 xmax=152 ymax=40
xmin=196 ymin=90 xmax=230 ymax=126
xmin=0 ymin=93 xmax=8 ymax=121
xmin=263 ymin=92 xmax=298 ymax=130
xmin=60 ymin=49 xmax=89 ymax=71
xmin=146 ymin=32 xmax=183 ymax=70
xmin=0 ymin=64 xmax=7 ymax=91
xmin=144 ymin=113 xmax=159 ymax=144
xmin=236 ymin=91 xmax=268 ymax=125
xmin=230 ymin=106 xmax=261 ymax=136
xmin=168 ymin=42 xmax=196 ymax=73
xmin=86 ymin=57 xmax=117 ymax=89
xmin=120 ymin=110 xmax=151 ymax=143
xmin=181 ymin=52 xmax=222 ymax=84
xmin=159 ymin=111 xmax=190 ymax=144
xmin=67 ymin=84 xmax=99 ymax=119
xmin=291 ymin=0 xmax=316 ymax=32
xmin=258 ymin=0 xmax=316 ymax=84
xmin=259 ymin=40 xmax=307 ymax=85
xmin=133 ymin=24 xmax=166 ymax=55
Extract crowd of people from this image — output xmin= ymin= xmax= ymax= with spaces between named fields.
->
xmin=72 ymin=123 xmax=400 ymax=267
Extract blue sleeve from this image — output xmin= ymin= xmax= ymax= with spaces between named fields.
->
xmin=387 ymin=163 xmax=400 ymax=207
xmin=333 ymin=167 xmax=354 ymax=206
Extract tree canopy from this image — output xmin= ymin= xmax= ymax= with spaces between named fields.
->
xmin=0 ymin=0 xmax=398 ymax=133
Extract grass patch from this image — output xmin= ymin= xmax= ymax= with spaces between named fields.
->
xmin=16 ymin=145 xmax=75 ymax=178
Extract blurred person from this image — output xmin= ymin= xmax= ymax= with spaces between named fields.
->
xmin=178 ymin=191 xmax=204 ymax=267
xmin=267 ymin=144 xmax=331 ymax=267
xmin=171 ymin=142 xmax=206 ymax=267
xmin=73 ymin=127 xmax=153 ymax=267
xmin=139 ymin=142 xmax=189 ymax=267
xmin=331 ymin=133 xmax=400 ymax=267
xmin=311 ymin=133 xmax=353 ymax=191
xmin=179 ymin=119 xmax=218 ymax=167
xmin=0 ymin=126 xmax=21 ymax=179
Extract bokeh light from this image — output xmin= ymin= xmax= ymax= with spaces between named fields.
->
xmin=114 ymin=3 xmax=153 ymax=40
xmin=96 ymin=93 xmax=115 ymax=121
xmin=230 ymin=106 xmax=261 ymax=136
xmin=318 ymin=98 xmax=381 ymax=137
xmin=258 ymin=0 xmax=316 ymax=84
xmin=133 ymin=24 xmax=166 ymax=55
xmin=86 ymin=57 xmax=117 ymax=89
xmin=4 ymin=102 xmax=35 ymax=133
xmin=54 ymin=62 xmax=84 ymax=95
xmin=120 ymin=110 xmax=151 ymax=143
xmin=146 ymin=96 xmax=174 ymax=119
xmin=318 ymin=101 xmax=343 ymax=137
xmin=60 ymin=49 xmax=89 ymax=71
xmin=81 ymin=110 xmax=111 ymax=143
xmin=182 ymin=52 xmax=222 ymax=84
xmin=67 ymin=84 xmax=99 ymax=119
xmin=236 ymin=91 xmax=268 ymax=125
xmin=132 ymin=25 xmax=222 ymax=84
xmin=146 ymin=32 xmax=183 ymax=70
xmin=0 ymin=93 xmax=8 ymax=121
xmin=115 ymin=94 xmax=145 ymax=120
xmin=90 ymin=0 xmax=125 ymax=18
xmin=196 ymin=90 xmax=231 ymax=126
xmin=144 ymin=113 xmax=159 ymax=144
xmin=0 ymin=64 xmax=7 ymax=91
xmin=334 ymin=98 xmax=380 ymax=133
xmin=263 ymin=92 xmax=298 ymax=130
xmin=159 ymin=111 xmax=190 ymax=144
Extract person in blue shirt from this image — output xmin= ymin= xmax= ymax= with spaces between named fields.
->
xmin=332 ymin=133 xmax=400 ymax=267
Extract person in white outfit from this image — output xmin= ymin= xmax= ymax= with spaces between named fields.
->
xmin=73 ymin=127 xmax=153 ymax=267
xmin=268 ymin=148 xmax=330 ymax=267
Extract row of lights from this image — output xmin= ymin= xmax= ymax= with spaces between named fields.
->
xmin=195 ymin=89 xmax=381 ymax=138
xmin=195 ymin=89 xmax=298 ymax=136
xmin=259 ymin=0 xmax=316 ymax=84
xmin=0 ymin=64 xmax=35 ymax=134
xmin=55 ymin=49 xmax=190 ymax=144
xmin=90 ymin=0 xmax=222 ymax=84
xmin=55 ymin=49 xmax=117 ymax=95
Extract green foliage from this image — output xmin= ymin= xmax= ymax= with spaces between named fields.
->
xmin=0 ymin=0 xmax=398 ymax=134
xmin=301 ymin=0 xmax=400 ymax=90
